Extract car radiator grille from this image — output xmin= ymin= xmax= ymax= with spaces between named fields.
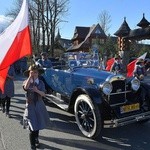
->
xmin=108 ymin=80 xmax=128 ymax=106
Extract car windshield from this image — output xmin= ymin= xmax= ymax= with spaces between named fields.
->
xmin=63 ymin=52 xmax=100 ymax=68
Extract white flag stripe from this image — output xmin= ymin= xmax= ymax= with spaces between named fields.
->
xmin=0 ymin=0 xmax=28 ymax=65
xmin=138 ymin=52 xmax=147 ymax=60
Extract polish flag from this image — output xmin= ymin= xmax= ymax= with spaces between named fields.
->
xmin=105 ymin=58 xmax=115 ymax=71
xmin=127 ymin=52 xmax=147 ymax=77
xmin=0 ymin=0 xmax=32 ymax=92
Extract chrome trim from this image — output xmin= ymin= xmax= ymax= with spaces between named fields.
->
xmin=104 ymin=111 xmax=150 ymax=128
xmin=110 ymin=100 xmax=127 ymax=107
xmin=131 ymin=78 xmax=140 ymax=91
xmin=45 ymin=94 xmax=68 ymax=110
xmin=110 ymin=90 xmax=131 ymax=95
xmin=106 ymin=74 xmax=126 ymax=82
xmin=100 ymin=81 xmax=113 ymax=95
xmin=106 ymin=76 xmax=128 ymax=104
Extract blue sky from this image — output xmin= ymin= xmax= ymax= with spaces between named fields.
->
xmin=0 ymin=0 xmax=150 ymax=43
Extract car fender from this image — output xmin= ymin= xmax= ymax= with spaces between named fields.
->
xmin=71 ymin=86 xmax=102 ymax=104
xmin=83 ymin=87 xmax=103 ymax=104
xmin=68 ymin=87 xmax=103 ymax=113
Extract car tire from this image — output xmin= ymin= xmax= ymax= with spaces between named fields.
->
xmin=74 ymin=94 xmax=102 ymax=139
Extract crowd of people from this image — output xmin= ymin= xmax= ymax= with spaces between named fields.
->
xmin=107 ymin=54 xmax=150 ymax=78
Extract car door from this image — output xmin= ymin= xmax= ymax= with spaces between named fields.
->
xmin=50 ymin=69 xmax=73 ymax=95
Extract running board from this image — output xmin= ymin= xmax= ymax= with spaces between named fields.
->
xmin=45 ymin=94 xmax=69 ymax=110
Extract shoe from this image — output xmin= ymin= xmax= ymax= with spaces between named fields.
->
xmin=6 ymin=112 xmax=10 ymax=118
xmin=31 ymin=145 xmax=36 ymax=150
xmin=35 ymin=138 xmax=40 ymax=148
xmin=2 ymin=107 xmax=5 ymax=113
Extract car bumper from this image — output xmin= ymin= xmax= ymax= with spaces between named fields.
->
xmin=104 ymin=111 xmax=150 ymax=128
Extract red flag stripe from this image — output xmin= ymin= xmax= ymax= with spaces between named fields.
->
xmin=127 ymin=59 xmax=137 ymax=77
xmin=106 ymin=58 xmax=115 ymax=71
xmin=0 ymin=67 xmax=9 ymax=92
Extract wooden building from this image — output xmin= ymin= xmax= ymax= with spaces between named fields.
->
xmin=67 ymin=23 xmax=107 ymax=52
xmin=114 ymin=14 xmax=150 ymax=71
xmin=54 ymin=29 xmax=72 ymax=57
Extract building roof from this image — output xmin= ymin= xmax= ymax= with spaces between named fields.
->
xmin=114 ymin=14 xmax=150 ymax=40
xmin=72 ymin=27 xmax=90 ymax=40
xmin=55 ymin=29 xmax=72 ymax=49
xmin=114 ymin=17 xmax=131 ymax=37
xmin=137 ymin=13 xmax=150 ymax=28
xmin=125 ymin=26 xmax=150 ymax=40
xmin=67 ymin=24 xmax=107 ymax=52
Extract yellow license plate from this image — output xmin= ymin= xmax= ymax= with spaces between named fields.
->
xmin=120 ymin=103 xmax=140 ymax=114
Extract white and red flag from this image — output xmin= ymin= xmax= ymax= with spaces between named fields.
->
xmin=0 ymin=0 xmax=32 ymax=92
xmin=127 ymin=52 xmax=147 ymax=77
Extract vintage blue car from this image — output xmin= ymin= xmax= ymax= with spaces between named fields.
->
xmin=41 ymin=52 xmax=150 ymax=139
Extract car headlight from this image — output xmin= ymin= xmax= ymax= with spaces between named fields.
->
xmin=100 ymin=82 xmax=112 ymax=95
xmin=131 ymin=78 xmax=140 ymax=91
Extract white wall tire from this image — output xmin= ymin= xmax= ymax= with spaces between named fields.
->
xmin=74 ymin=94 xmax=102 ymax=138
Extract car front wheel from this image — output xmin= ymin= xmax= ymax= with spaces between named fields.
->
xmin=74 ymin=94 xmax=102 ymax=139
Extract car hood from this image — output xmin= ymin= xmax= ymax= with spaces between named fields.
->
xmin=72 ymin=67 xmax=115 ymax=82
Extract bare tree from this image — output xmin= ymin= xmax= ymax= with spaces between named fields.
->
xmin=47 ymin=0 xmax=69 ymax=56
xmin=5 ymin=0 xmax=69 ymax=57
xmin=98 ymin=10 xmax=111 ymax=35
xmin=28 ymin=0 xmax=40 ymax=53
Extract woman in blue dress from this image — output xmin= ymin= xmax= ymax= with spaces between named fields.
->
xmin=23 ymin=64 xmax=50 ymax=150
xmin=1 ymin=65 xmax=15 ymax=117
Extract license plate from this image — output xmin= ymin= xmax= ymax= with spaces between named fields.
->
xmin=120 ymin=103 xmax=140 ymax=114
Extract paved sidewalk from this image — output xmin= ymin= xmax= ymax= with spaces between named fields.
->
xmin=0 ymin=131 xmax=5 ymax=150
xmin=0 ymin=129 xmax=8 ymax=150
xmin=0 ymin=78 xmax=32 ymax=150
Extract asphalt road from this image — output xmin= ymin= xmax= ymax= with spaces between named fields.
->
xmin=0 ymin=75 xmax=150 ymax=150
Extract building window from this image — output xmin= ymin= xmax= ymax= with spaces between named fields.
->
xmin=91 ymin=38 xmax=105 ymax=46
xmin=100 ymin=39 xmax=105 ymax=44
xmin=95 ymin=29 xmax=101 ymax=34
xmin=92 ymin=39 xmax=97 ymax=45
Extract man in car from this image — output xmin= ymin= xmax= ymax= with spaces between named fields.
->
xmin=36 ymin=52 xmax=52 ymax=68
xmin=110 ymin=54 xmax=123 ymax=74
